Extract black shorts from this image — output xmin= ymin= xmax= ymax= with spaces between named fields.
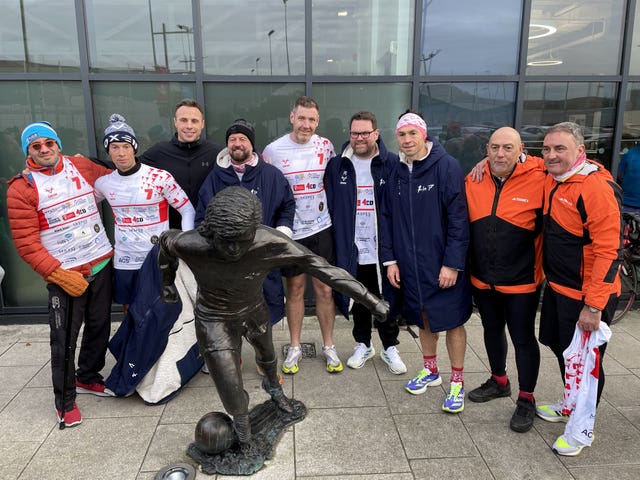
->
xmin=113 ymin=269 xmax=139 ymax=305
xmin=282 ymin=227 xmax=335 ymax=278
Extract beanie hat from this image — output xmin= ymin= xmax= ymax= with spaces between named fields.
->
xmin=226 ymin=119 xmax=255 ymax=149
xmin=103 ymin=113 xmax=138 ymax=153
xmin=21 ymin=121 xmax=62 ymax=156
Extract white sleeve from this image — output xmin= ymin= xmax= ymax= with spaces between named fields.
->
xmin=178 ymin=201 xmax=195 ymax=231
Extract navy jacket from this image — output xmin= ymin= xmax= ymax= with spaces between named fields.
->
xmin=324 ymin=136 xmax=401 ymax=319
xmin=195 ymin=151 xmax=295 ymax=324
xmin=378 ymin=138 xmax=472 ymax=332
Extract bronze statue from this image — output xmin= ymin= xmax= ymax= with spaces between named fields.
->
xmin=159 ymin=186 xmax=388 ymax=450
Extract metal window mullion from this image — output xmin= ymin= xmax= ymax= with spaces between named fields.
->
xmin=75 ymin=0 xmax=96 ymax=158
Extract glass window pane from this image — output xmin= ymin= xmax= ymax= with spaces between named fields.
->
xmin=91 ymin=82 xmax=195 ymax=162
xmin=527 ymin=0 xmax=624 ymax=75
xmin=85 ymin=0 xmax=193 ymax=73
xmin=203 ymin=83 xmax=305 ymax=150
xmin=201 ymin=1 xmax=305 ymax=76
xmin=313 ymin=1 xmax=414 ymax=76
xmin=422 ymin=0 xmax=522 ymax=75
xmin=521 ymin=81 xmax=617 ymax=170
xmin=418 ymin=82 xmax=516 ymax=173
xmin=629 ymin=9 xmax=640 ymax=75
xmin=0 ymin=0 xmax=79 ymax=73
xmin=0 ymin=81 xmax=86 ymax=307
xmin=312 ymin=84 xmax=411 ymax=148
xmin=622 ymin=83 xmax=640 ymax=154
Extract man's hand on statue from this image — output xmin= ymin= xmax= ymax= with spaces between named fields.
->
xmin=372 ymin=299 xmax=390 ymax=322
xmin=161 ymin=284 xmax=179 ymax=303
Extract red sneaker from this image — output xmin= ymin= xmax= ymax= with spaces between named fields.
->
xmin=56 ymin=402 xmax=82 ymax=427
xmin=75 ymin=379 xmax=115 ymax=397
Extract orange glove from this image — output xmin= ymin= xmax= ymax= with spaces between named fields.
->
xmin=46 ymin=268 xmax=89 ymax=297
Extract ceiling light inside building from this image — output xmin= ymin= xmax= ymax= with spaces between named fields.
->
xmin=529 ymin=24 xmax=557 ymax=39
xmin=527 ymin=59 xmax=563 ymax=66
xmin=337 ymin=11 xmax=348 ymax=17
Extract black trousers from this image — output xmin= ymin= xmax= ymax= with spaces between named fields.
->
xmin=48 ymin=262 xmax=113 ymax=411
xmin=472 ymin=286 xmax=541 ymax=393
xmin=351 ymin=263 xmax=399 ymax=350
xmin=540 ymin=287 xmax=618 ymax=404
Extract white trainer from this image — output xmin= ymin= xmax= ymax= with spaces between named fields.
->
xmin=322 ymin=345 xmax=344 ymax=373
xmin=347 ymin=343 xmax=376 ymax=369
xmin=381 ymin=346 xmax=407 ymax=374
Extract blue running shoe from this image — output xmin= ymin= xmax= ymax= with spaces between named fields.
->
xmin=442 ymin=382 xmax=465 ymax=413
xmin=405 ymin=368 xmax=442 ymax=395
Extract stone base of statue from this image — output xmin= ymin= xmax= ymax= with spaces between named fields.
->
xmin=187 ymin=398 xmax=306 ymax=475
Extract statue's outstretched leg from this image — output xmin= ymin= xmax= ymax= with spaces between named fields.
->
xmin=257 ymin=358 xmax=294 ymax=413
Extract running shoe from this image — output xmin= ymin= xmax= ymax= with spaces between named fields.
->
xmin=536 ymin=402 xmax=569 ymax=423
xmin=381 ymin=346 xmax=407 ymax=374
xmin=442 ymin=381 xmax=465 ymax=413
xmin=281 ymin=345 xmax=302 ymax=374
xmin=405 ymin=368 xmax=442 ymax=395
xmin=347 ymin=343 xmax=375 ymax=369
xmin=322 ymin=345 xmax=344 ymax=373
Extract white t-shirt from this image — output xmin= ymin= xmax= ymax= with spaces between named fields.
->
xmin=352 ymin=156 xmax=377 ymax=265
xmin=263 ymin=133 xmax=335 ymax=240
xmin=94 ymin=163 xmax=194 ymax=270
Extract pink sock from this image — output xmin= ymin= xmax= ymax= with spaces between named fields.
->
xmin=423 ymin=355 xmax=438 ymax=374
xmin=450 ymin=366 xmax=464 ymax=385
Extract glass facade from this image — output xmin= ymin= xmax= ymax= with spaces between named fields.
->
xmin=1 ymin=0 xmax=639 ymax=314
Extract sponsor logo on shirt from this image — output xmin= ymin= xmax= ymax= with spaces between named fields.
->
xmin=511 ymin=197 xmax=529 ymax=203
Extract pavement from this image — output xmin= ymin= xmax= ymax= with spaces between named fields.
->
xmin=1 ymin=309 xmax=640 ymax=480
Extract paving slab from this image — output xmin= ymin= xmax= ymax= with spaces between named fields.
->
xmin=19 ymin=416 xmax=158 ymax=480
xmin=410 ymin=457 xmax=494 ymax=480
xmin=0 ymin=441 xmax=40 ymax=480
xmin=294 ymin=406 xmax=409 ymax=477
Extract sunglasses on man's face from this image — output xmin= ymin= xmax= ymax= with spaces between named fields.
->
xmin=30 ymin=140 xmax=57 ymax=151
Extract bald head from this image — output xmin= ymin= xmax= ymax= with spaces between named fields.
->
xmin=486 ymin=127 xmax=524 ymax=177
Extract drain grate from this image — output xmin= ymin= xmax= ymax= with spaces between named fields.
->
xmin=283 ymin=342 xmax=316 ymax=358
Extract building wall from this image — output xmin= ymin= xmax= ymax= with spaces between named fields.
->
xmin=1 ymin=0 xmax=639 ymax=312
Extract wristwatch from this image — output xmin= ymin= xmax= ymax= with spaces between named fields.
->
xmin=587 ymin=305 xmax=600 ymax=313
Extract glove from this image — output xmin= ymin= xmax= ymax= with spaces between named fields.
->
xmin=46 ymin=267 xmax=89 ymax=297
xmin=161 ymin=284 xmax=179 ymax=304
xmin=372 ymin=299 xmax=390 ymax=323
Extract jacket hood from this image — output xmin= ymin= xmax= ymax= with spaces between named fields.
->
xmin=398 ymin=137 xmax=446 ymax=170
xmin=216 ymin=147 xmax=260 ymax=168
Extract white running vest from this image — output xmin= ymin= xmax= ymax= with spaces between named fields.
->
xmin=34 ymin=157 xmax=112 ymax=270
xmin=264 ymin=134 xmax=335 ymax=240
xmin=94 ymin=164 xmax=190 ymax=270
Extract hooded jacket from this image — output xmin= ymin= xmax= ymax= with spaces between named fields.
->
xmin=543 ymin=159 xmax=622 ymax=309
xmin=465 ymin=154 xmax=546 ymax=293
xmin=194 ymin=148 xmax=295 ymax=323
xmin=324 ymin=136 xmax=401 ymax=319
xmin=378 ymin=138 xmax=471 ymax=331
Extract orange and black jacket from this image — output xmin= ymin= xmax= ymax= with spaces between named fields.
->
xmin=465 ymin=155 xmax=546 ymax=293
xmin=543 ymin=159 xmax=622 ymax=309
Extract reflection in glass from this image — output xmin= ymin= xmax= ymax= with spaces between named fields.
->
xmin=527 ymin=0 xmax=624 ymax=75
xmin=0 ymin=81 xmax=86 ymax=307
xmin=85 ymin=0 xmax=193 ymax=73
xmin=203 ymin=83 xmax=305 ymax=149
xmin=201 ymin=0 xmax=305 ymax=75
xmin=313 ymin=84 xmax=411 ymax=147
xmin=621 ymin=83 xmax=640 ymax=155
xmin=521 ymin=82 xmax=617 ymax=169
xmin=418 ymin=83 xmax=516 ymax=173
xmin=313 ymin=1 xmax=414 ymax=75
xmin=0 ymin=0 xmax=80 ymax=72
xmin=422 ymin=0 xmax=521 ymax=75
xmin=91 ymin=82 xmax=196 ymax=161
xmin=629 ymin=8 xmax=640 ymax=75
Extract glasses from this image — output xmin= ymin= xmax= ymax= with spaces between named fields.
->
xmin=30 ymin=140 xmax=57 ymax=151
xmin=349 ymin=131 xmax=375 ymax=139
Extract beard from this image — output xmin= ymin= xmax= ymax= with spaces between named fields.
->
xmin=229 ymin=147 xmax=251 ymax=163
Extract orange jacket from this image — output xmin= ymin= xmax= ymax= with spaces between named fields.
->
xmin=543 ymin=160 xmax=622 ymax=309
xmin=6 ymin=154 xmax=113 ymax=278
xmin=465 ymin=155 xmax=546 ymax=293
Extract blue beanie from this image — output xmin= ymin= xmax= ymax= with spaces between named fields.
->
xmin=103 ymin=113 xmax=138 ymax=153
xmin=21 ymin=121 xmax=62 ymax=156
